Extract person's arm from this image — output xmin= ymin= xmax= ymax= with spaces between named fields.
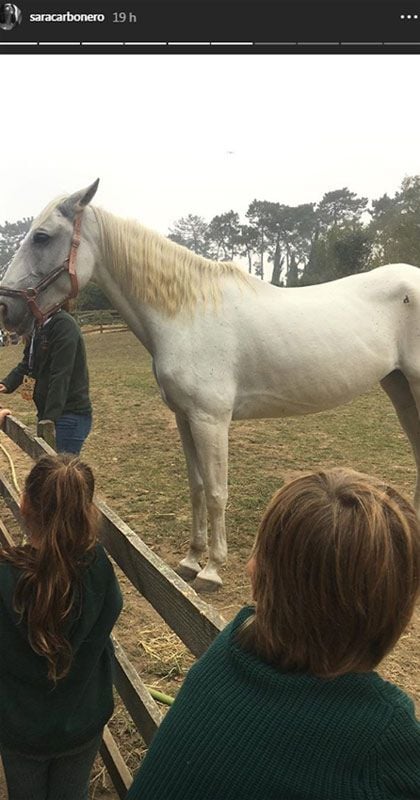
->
xmin=43 ymin=318 xmax=79 ymax=421
xmin=0 ymin=339 xmax=31 ymax=393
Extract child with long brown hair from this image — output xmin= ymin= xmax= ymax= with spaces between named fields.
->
xmin=0 ymin=453 xmax=122 ymax=800
xmin=126 ymin=467 xmax=420 ymax=800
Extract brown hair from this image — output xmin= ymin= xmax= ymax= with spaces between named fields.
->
xmin=0 ymin=454 xmax=99 ymax=682
xmin=239 ymin=467 xmax=420 ymax=677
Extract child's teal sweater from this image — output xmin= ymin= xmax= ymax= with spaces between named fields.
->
xmin=126 ymin=606 xmax=420 ymax=800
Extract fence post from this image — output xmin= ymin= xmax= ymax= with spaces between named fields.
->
xmin=37 ymin=420 xmax=56 ymax=450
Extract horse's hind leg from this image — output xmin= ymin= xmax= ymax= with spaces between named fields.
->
xmin=175 ymin=413 xmax=208 ymax=581
xmin=380 ymin=369 xmax=420 ymax=514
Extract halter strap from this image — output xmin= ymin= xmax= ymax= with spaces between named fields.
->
xmin=0 ymin=211 xmax=83 ymax=325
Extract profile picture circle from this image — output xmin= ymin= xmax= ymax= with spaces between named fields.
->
xmin=0 ymin=4 xmax=22 ymax=30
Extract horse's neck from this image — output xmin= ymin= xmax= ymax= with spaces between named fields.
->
xmin=89 ymin=207 xmax=249 ymax=354
xmin=93 ymin=259 xmax=157 ymax=354
xmin=89 ymin=207 xmax=197 ymax=351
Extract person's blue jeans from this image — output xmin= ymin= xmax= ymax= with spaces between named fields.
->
xmin=1 ymin=733 xmax=101 ymax=800
xmin=54 ymin=413 xmax=92 ymax=455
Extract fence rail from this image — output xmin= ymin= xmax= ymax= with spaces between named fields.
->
xmin=0 ymin=415 xmax=226 ymax=797
xmin=84 ymin=325 xmax=129 ymax=335
xmin=74 ymin=309 xmax=129 ymax=335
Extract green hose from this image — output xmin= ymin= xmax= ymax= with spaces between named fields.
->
xmin=147 ymin=687 xmax=174 ymax=706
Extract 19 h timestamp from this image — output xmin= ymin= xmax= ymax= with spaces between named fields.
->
xmin=112 ymin=11 xmax=138 ymax=23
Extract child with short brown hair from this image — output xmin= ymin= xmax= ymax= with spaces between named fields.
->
xmin=126 ymin=467 xmax=420 ymax=800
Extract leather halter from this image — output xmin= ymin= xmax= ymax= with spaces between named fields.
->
xmin=0 ymin=211 xmax=83 ymax=325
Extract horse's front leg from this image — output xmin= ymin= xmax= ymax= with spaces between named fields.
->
xmin=175 ymin=413 xmax=208 ymax=581
xmin=187 ymin=413 xmax=230 ymax=592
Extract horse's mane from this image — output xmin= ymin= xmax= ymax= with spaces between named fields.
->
xmin=92 ymin=207 xmax=251 ymax=316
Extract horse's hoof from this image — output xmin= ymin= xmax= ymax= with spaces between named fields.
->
xmin=192 ymin=576 xmax=222 ymax=594
xmin=175 ymin=564 xmax=200 ymax=582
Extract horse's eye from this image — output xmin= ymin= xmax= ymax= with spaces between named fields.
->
xmin=33 ymin=231 xmax=50 ymax=244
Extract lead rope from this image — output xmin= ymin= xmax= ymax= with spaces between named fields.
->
xmin=0 ymin=429 xmax=22 ymax=545
xmin=0 ymin=440 xmax=21 ymax=495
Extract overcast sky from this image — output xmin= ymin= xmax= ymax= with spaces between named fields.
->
xmin=1 ymin=54 xmax=420 ymax=234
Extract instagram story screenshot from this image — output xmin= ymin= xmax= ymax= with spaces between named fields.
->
xmin=0 ymin=2 xmax=419 ymax=800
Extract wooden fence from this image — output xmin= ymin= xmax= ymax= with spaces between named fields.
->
xmin=0 ymin=416 xmax=226 ymax=797
xmin=74 ymin=310 xmax=129 ymax=335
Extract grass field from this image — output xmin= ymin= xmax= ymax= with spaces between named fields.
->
xmin=0 ymin=329 xmax=418 ymax=798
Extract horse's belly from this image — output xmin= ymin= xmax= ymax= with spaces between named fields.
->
xmin=232 ymin=387 xmax=364 ymax=420
xmin=232 ymin=391 xmax=351 ymax=420
xmin=231 ymin=362 xmax=392 ymax=420
xmin=231 ymin=308 xmax=399 ymax=420
xmin=232 ymin=394 xmax=312 ymax=419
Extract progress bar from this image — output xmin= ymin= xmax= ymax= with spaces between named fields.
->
xmin=2 ymin=41 xmax=420 ymax=48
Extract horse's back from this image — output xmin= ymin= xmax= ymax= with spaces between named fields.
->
xmin=245 ymin=262 xmax=420 ymax=302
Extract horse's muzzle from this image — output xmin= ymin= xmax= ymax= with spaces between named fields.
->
xmin=0 ymin=297 xmax=31 ymax=334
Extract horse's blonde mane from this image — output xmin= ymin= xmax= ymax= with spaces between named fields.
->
xmin=92 ymin=207 xmax=251 ymax=316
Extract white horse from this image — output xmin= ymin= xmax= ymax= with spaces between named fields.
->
xmin=1 ymin=179 xmax=420 ymax=591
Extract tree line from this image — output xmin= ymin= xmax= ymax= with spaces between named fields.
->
xmin=1 ymin=175 xmax=420 ymax=310
xmin=168 ymin=175 xmax=420 ymax=286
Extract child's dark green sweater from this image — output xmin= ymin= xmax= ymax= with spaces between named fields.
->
xmin=126 ymin=607 xmax=420 ymax=800
xmin=0 ymin=543 xmax=122 ymax=755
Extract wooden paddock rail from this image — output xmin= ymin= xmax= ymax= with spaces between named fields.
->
xmin=0 ymin=415 xmax=226 ymax=797
xmin=75 ymin=310 xmax=123 ymax=324
xmin=74 ymin=309 xmax=129 ymax=335
xmin=83 ymin=324 xmax=129 ymax=336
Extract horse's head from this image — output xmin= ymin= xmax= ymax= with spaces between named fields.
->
xmin=0 ymin=179 xmax=100 ymax=334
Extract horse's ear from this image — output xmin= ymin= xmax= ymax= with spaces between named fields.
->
xmin=59 ymin=179 xmax=100 ymax=219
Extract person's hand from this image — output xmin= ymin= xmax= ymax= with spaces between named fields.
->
xmin=0 ymin=409 xmax=11 ymax=426
xmin=0 ymin=384 xmax=8 ymax=393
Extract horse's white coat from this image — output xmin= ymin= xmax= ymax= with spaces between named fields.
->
xmin=2 ymin=182 xmax=420 ymax=589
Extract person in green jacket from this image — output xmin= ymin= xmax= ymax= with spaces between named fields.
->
xmin=125 ymin=467 xmax=420 ymax=800
xmin=0 ymin=452 xmax=123 ymax=800
xmin=0 ymin=305 xmax=92 ymax=454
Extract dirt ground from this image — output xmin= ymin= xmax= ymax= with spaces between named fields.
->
xmin=0 ymin=330 xmax=418 ymax=798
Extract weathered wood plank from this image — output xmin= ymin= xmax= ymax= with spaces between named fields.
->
xmin=113 ymin=636 xmax=163 ymax=745
xmin=98 ymin=498 xmax=225 ymax=657
xmin=3 ymin=415 xmax=54 ymax=460
xmin=100 ymin=726 xmax=132 ymax=799
xmin=37 ymin=419 xmax=56 ymax=450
